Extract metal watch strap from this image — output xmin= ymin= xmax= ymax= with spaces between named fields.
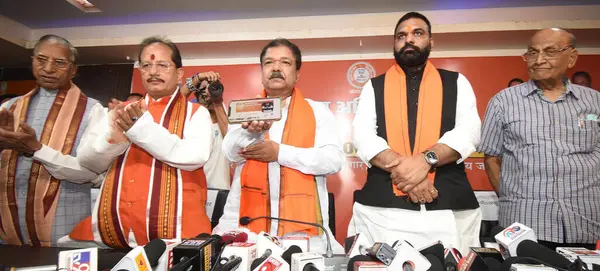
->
xmin=186 ymin=77 xmax=199 ymax=92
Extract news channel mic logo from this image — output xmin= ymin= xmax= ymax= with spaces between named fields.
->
xmin=502 ymin=225 xmax=524 ymax=240
xmin=66 ymin=251 xmax=92 ymax=271
xmin=347 ymin=62 xmax=376 ymax=93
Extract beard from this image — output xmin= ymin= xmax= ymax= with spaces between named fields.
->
xmin=394 ymin=43 xmax=431 ymax=67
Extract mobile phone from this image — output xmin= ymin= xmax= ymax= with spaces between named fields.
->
xmin=227 ymin=97 xmax=281 ymax=124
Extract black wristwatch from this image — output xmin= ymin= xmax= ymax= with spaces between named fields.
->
xmin=422 ymin=150 xmax=438 ymax=172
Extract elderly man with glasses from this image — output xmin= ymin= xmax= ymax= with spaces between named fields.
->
xmin=0 ymin=35 xmax=104 ymax=246
xmin=479 ymin=28 xmax=600 ymax=250
xmin=64 ymin=36 xmax=214 ymax=248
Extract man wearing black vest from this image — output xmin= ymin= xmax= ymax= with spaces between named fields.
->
xmin=349 ymin=12 xmax=482 ymax=255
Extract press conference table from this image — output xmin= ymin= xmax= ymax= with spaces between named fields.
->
xmin=0 ymin=245 xmax=128 ymax=270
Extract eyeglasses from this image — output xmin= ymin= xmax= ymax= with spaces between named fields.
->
xmin=522 ymin=45 xmax=572 ymax=62
xmin=139 ymin=62 xmax=173 ymax=73
xmin=262 ymin=58 xmax=294 ymax=68
xmin=32 ymin=55 xmax=72 ymax=70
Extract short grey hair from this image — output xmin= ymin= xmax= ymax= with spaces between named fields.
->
xmin=32 ymin=35 xmax=78 ymax=64
xmin=567 ymin=31 xmax=577 ymax=48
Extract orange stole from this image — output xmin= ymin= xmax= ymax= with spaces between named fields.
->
xmin=238 ymin=89 xmax=323 ymax=236
xmin=0 ymin=84 xmax=88 ymax=246
xmin=70 ymin=91 xmax=210 ymax=248
xmin=384 ymin=62 xmax=443 ymax=196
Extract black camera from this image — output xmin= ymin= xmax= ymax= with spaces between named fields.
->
xmin=207 ymin=80 xmax=224 ymax=99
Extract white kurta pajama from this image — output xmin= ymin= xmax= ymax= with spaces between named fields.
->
xmin=214 ymin=96 xmax=345 ymax=254
xmin=349 ymin=73 xmax=482 ymax=256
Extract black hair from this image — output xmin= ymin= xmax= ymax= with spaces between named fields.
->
xmin=259 ymin=38 xmax=302 ymax=70
xmin=572 ymin=71 xmax=591 ymax=83
xmin=138 ymin=36 xmax=182 ymax=68
xmin=508 ymin=78 xmax=525 ymax=87
xmin=395 ymin=12 xmax=432 ymax=36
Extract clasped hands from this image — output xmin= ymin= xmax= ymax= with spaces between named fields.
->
xmin=385 ymin=153 xmax=439 ymax=204
xmin=107 ymin=101 xmax=148 ymax=144
xmin=238 ymin=120 xmax=279 ymax=163
xmin=0 ymin=110 xmax=42 ymax=157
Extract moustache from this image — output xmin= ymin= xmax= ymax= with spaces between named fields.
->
xmin=269 ymin=71 xmax=284 ymax=80
xmin=146 ymin=76 xmax=164 ymax=83
xmin=400 ymin=44 xmax=421 ymax=54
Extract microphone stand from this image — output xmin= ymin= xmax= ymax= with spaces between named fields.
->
xmin=240 ymin=216 xmax=334 ymax=258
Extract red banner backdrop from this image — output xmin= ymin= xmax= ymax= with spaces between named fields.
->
xmin=131 ymin=55 xmax=600 ymax=243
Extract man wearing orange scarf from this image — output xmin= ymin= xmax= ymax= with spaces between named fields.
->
xmin=214 ymin=38 xmax=344 ymax=254
xmin=350 ymin=12 xmax=482 ymax=255
xmin=0 ymin=35 xmax=104 ymax=247
xmin=63 ymin=36 xmax=214 ymax=248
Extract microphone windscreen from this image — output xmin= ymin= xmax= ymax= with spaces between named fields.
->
xmin=233 ymin=232 xmax=248 ymax=243
xmin=250 ymin=257 xmax=266 ymax=270
xmin=516 ymin=240 xmax=571 ymax=269
xmin=281 ymin=245 xmax=303 ymax=265
xmin=592 ymin=263 xmax=600 ymax=271
xmin=239 ymin=216 xmax=252 ymax=226
xmin=420 ymin=243 xmax=445 ymax=265
xmin=221 ymin=232 xmax=249 ymax=244
xmin=490 ymin=226 xmax=505 ymax=238
xmin=424 ymin=254 xmax=444 ymax=271
xmin=144 ymin=239 xmax=167 ymax=267
xmin=484 ymin=258 xmax=502 ymax=271
xmin=196 ymin=233 xmax=212 ymax=238
xmin=348 ymin=255 xmax=378 ymax=271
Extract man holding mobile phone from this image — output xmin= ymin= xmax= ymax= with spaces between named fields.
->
xmin=214 ymin=38 xmax=344 ymax=254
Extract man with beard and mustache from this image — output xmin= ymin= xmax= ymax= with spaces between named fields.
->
xmin=214 ymin=38 xmax=345 ymax=254
xmin=64 ymin=36 xmax=214 ymax=248
xmin=350 ymin=12 xmax=482 ymax=255
xmin=0 ymin=35 xmax=104 ymax=246
xmin=480 ymin=28 xmax=599 ymax=250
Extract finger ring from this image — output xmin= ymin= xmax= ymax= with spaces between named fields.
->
xmin=131 ymin=117 xmax=138 ymax=122
xmin=430 ymin=189 xmax=437 ymax=194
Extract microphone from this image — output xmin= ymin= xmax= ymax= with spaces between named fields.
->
xmin=112 ymin=239 xmax=166 ymax=271
xmin=359 ymin=242 xmax=396 ymax=266
xmin=457 ymin=247 xmax=504 ymax=271
xmin=291 ymin=253 xmax=325 ymax=271
xmin=211 ymin=232 xmax=249 ymax=271
xmin=221 ymin=231 xmax=249 ymax=246
xmin=57 ymin=247 xmax=99 ymax=271
xmin=484 ymin=258 xmax=502 ymax=271
xmin=423 ymin=254 xmax=445 ymax=271
xmin=388 ymin=240 xmax=431 ymax=271
xmin=418 ymin=241 xmax=445 ymax=267
xmin=216 ymin=256 xmax=243 ymax=271
xmin=494 ymin=222 xmax=537 ymax=259
xmin=282 ymin=246 xmax=303 ymax=265
xmin=347 ymin=255 xmax=385 ymax=271
xmin=170 ymin=234 xmax=220 ymax=271
xmin=444 ymin=247 xmax=463 ymax=271
xmin=516 ymin=240 xmax=572 ymax=270
xmin=251 ymin=249 xmax=273 ymax=270
xmin=251 ymin=254 xmax=290 ymax=271
xmin=239 ymin=216 xmax=334 ymax=258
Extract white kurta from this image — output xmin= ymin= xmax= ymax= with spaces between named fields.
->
xmin=57 ymin=94 xmax=214 ymax=247
xmin=215 ymin=96 xmax=345 ymax=254
xmin=204 ymin=122 xmax=231 ymax=190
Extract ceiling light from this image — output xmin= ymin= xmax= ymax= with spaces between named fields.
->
xmin=65 ymin=0 xmax=101 ymax=13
